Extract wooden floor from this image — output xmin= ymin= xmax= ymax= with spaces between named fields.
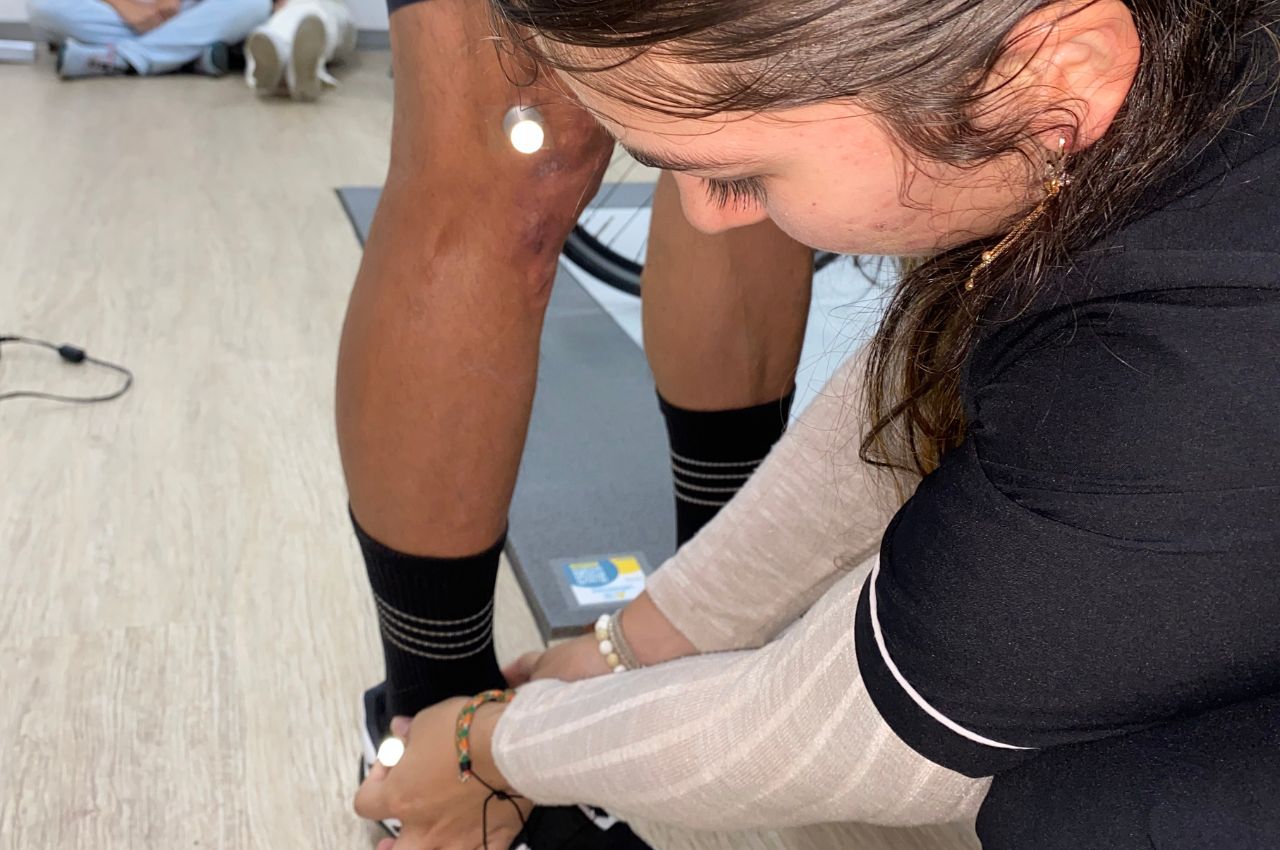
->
xmin=0 ymin=53 xmax=977 ymax=850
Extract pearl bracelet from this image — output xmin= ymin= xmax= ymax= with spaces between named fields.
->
xmin=594 ymin=612 xmax=641 ymax=674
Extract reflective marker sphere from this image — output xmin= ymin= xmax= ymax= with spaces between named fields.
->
xmin=510 ymin=120 xmax=545 ymax=154
xmin=503 ymin=106 xmax=546 ymax=154
xmin=376 ymin=736 xmax=405 ymax=768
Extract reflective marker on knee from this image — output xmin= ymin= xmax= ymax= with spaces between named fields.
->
xmin=503 ymin=106 xmax=546 ymax=154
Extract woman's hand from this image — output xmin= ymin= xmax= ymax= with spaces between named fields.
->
xmin=354 ymin=699 xmax=531 ymax=850
xmin=502 ymin=634 xmax=608 ymax=687
xmin=503 ymin=594 xmax=700 ymax=687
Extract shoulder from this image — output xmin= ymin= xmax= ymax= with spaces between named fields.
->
xmin=965 ymin=286 xmax=1280 ymax=530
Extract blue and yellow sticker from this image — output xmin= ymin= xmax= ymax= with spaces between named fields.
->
xmin=555 ymin=553 xmax=649 ymax=607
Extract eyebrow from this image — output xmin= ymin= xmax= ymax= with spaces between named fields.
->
xmin=620 ymin=143 xmax=756 ymax=174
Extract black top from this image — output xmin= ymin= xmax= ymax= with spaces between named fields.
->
xmin=855 ymin=77 xmax=1280 ymax=776
xmin=975 ymin=692 xmax=1280 ymax=849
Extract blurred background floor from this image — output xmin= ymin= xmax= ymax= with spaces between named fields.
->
xmin=0 ymin=52 xmax=976 ymax=850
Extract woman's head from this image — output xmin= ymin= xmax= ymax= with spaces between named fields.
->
xmin=494 ymin=0 xmax=1145 ymax=253
xmin=492 ymin=0 xmax=1277 ymax=474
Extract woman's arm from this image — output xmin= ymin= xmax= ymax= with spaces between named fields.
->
xmin=506 ymin=348 xmax=904 ymax=686
xmin=635 ymin=347 xmax=908 ymax=655
xmin=489 ymin=557 xmax=987 ymax=830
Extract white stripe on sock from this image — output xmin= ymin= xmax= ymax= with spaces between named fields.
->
xmin=669 ymin=450 xmax=765 ymax=470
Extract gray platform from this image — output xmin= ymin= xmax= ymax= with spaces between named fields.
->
xmin=337 ymin=187 xmax=674 ymax=640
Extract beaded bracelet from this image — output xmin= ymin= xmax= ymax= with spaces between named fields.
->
xmin=609 ymin=611 xmax=643 ymax=671
xmin=595 ymin=612 xmax=641 ymax=673
xmin=455 ymin=688 xmax=516 ymax=782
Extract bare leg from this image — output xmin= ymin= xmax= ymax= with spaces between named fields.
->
xmin=643 ymin=170 xmax=814 ymax=545
xmin=336 ymin=0 xmax=611 ymax=558
xmin=642 ymin=171 xmax=813 ymax=411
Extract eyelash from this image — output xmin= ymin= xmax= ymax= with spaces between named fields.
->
xmin=701 ymin=176 xmax=768 ymax=210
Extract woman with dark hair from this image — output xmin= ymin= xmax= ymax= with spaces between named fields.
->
xmin=354 ymin=1 xmax=1280 ymax=847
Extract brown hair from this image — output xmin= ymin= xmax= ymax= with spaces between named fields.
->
xmin=491 ymin=0 xmax=1278 ymax=477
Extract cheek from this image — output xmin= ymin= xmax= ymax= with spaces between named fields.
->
xmin=764 ymin=167 xmax=940 ymax=255
xmin=764 ymin=176 xmax=902 ymax=251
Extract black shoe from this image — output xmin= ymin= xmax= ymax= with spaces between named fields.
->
xmin=358 ymin=683 xmax=657 ymax=850
xmin=359 ymin=682 xmax=403 ymax=837
xmin=511 ymin=805 xmax=656 ymax=850
xmin=191 ymin=41 xmax=230 ymax=77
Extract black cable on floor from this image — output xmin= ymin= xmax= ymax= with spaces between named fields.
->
xmin=0 ymin=335 xmax=133 ymax=404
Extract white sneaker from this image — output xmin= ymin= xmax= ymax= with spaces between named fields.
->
xmin=245 ymin=29 xmax=286 ymax=94
xmin=286 ymin=13 xmax=327 ymax=102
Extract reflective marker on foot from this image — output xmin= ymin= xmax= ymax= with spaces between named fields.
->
xmin=376 ymin=737 xmax=405 ymax=768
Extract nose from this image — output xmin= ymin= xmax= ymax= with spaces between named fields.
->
xmin=671 ymin=173 xmax=771 ymax=234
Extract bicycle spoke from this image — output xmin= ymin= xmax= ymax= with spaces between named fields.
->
xmin=581 ymin=158 xmax=647 ymax=233
xmin=564 ymin=149 xmax=657 ymax=296
xmin=590 ymin=213 xmax=617 ymax=247
xmin=610 ymin=201 xmax=649 ymax=252
xmin=580 ymin=152 xmax=633 ymax=229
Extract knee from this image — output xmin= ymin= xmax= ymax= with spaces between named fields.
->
xmin=218 ymin=0 xmax=271 ymax=38
xmin=393 ymin=128 xmax=611 ymax=291
xmin=499 ymin=127 xmax=614 ymax=270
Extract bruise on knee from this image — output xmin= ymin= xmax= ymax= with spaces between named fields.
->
xmin=506 ymin=144 xmax=609 ymax=269
xmin=507 ymin=208 xmax=570 ymax=301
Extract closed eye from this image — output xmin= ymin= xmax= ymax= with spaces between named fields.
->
xmin=702 ymin=176 xmax=768 ymax=210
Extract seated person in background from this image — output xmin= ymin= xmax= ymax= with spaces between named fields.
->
xmin=244 ymin=0 xmax=355 ymax=101
xmin=28 ymin=0 xmax=268 ymax=79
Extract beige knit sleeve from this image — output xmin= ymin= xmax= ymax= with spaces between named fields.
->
xmin=492 ymin=557 xmax=988 ymax=830
xmin=644 ymin=348 xmax=908 ymax=653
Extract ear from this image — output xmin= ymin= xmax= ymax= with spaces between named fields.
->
xmin=991 ymin=0 xmax=1141 ymax=153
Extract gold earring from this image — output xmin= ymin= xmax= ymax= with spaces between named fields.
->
xmin=966 ymin=135 xmax=1071 ymax=291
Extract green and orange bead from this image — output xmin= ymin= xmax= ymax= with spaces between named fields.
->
xmin=455 ymin=689 xmax=515 ymax=779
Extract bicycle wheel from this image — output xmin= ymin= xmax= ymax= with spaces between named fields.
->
xmin=563 ymin=225 xmax=644 ymax=296
xmin=563 ymin=147 xmax=654 ymax=296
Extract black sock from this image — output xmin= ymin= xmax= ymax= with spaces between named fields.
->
xmin=658 ymin=389 xmax=796 ymax=547
xmin=352 ymin=510 xmax=507 ymax=718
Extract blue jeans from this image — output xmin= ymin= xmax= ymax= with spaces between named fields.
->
xmin=29 ymin=0 xmax=270 ymax=74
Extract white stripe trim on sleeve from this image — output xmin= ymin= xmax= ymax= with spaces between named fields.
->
xmin=866 ymin=559 xmax=1034 ymax=752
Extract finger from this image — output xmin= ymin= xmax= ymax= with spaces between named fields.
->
xmin=503 ymin=651 xmax=541 ymax=687
xmin=365 ymin=759 xmax=390 ymax=784
xmin=353 ymin=762 xmax=392 ymax=821
xmin=500 ymin=660 xmax=524 ymax=688
xmin=391 ymin=715 xmax=412 ymax=739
